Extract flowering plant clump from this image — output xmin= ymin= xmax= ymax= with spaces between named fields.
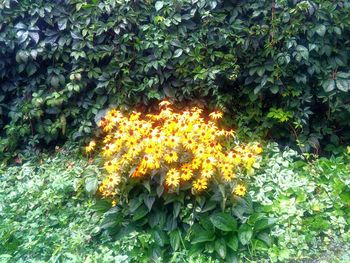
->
xmin=87 ymin=101 xmax=262 ymax=203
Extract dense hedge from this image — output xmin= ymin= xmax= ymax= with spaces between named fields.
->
xmin=1 ymin=0 xmax=350 ymax=156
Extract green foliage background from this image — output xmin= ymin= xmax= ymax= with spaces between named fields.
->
xmin=1 ymin=0 xmax=350 ymax=155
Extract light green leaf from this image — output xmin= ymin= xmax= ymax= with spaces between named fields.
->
xmin=155 ymin=1 xmax=164 ymax=11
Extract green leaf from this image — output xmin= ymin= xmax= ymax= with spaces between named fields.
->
xmin=340 ymin=190 xmax=350 ymax=205
xmin=315 ymin=25 xmax=326 ymax=37
xmin=191 ymin=227 xmax=215 ymax=244
xmin=215 ymin=238 xmax=227 ymax=259
xmin=143 ymin=196 xmax=155 ymax=211
xmin=85 ymin=177 xmax=98 ymax=194
xmin=256 ymin=232 xmax=272 ymax=247
xmin=322 ymin=79 xmax=336 ymax=92
xmin=173 ymin=49 xmax=183 ymax=58
xmin=227 ymin=235 xmax=238 ymax=251
xmin=170 ymin=229 xmax=181 ymax=251
xmin=152 ymin=228 xmax=167 ymax=247
xmin=155 ymin=1 xmax=164 ymax=11
xmin=133 ymin=205 xmax=149 ymax=221
xmin=336 ymin=79 xmax=350 ymax=92
xmin=210 ymin=212 xmax=237 ymax=232
xmin=254 ymin=217 xmax=277 ymax=231
xmin=238 ymin=225 xmax=253 ymax=245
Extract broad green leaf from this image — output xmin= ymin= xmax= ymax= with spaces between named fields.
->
xmin=238 ymin=225 xmax=253 ymax=245
xmin=143 ymin=196 xmax=155 ymax=211
xmin=210 ymin=212 xmax=237 ymax=232
xmin=215 ymin=238 xmax=227 ymax=259
xmin=227 ymin=235 xmax=238 ymax=251
xmin=254 ymin=217 xmax=277 ymax=231
xmin=132 ymin=205 xmax=149 ymax=221
xmin=85 ymin=177 xmax=98 ymax=194
xmin=257 ymin=232 xmax=272 ymax=247
xmin=170 ymin=229 xmax=181 ymax=251
xmin=191 ymin=227 xmax=215 ymax=244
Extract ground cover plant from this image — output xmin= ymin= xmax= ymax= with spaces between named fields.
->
xmin=1 ymin=143 xmax=349 ymax=262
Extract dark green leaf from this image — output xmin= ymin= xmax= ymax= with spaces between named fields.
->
xmin=210 ymin=212 xmax=237 ymax=232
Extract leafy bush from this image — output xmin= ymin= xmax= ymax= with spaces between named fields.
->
xmin=250 ymin=143 xmax=350 ymax=262
xmin=1 ymin=0 xmax=350 ymax=155
xmin=84 ymin=102 xmax=275 ymax=261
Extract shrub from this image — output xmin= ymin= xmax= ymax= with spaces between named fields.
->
xmin=1 ymin=0 xmax=350 ymax=156
xmin=85 ymin=101 xmax=275 ymax=261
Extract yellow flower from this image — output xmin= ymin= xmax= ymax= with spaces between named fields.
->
xmin=209 ymin=111 xmax=223 ymax=120
xmin=180 ymin=164 xmax=193 ymax=181
xmin=164 ymin=152 xmax=178 ymax=163
xmin=112 ymin=200 xmax=117 ymax=207
xmin=234 ymin=184 xmax=246 ymax=196
xmin=252 ymin=144 xmax=263 ymax=154
xmin=85 ymin=140 xmax=96 ymax=153
xmin=347 ymin=146 xmax=350 ymax=154
xmin=201 ymin=168 xmax=214 ymax=179
xmin=193 ymin=178 xmax=208 ymax=192
xmin=166 ymin=169 xmax=180 ymax=187
xmin=132 ymin=165 xmax=147 ymax=178
xmin=140 ymin=155 xmax=160 ymax=170
xmin=191 ymin=158 xmax=202 ymax=169
xmin=102 ymin=143 xmax=115 ymax=157
xmin=159 ymin=100 xmax=172 ymax=107
xmin=183 ymin=137 xmax=196 ymax=150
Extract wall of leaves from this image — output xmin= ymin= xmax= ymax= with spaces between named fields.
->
xmin=1 ymin=0 xmax=350 ymax=156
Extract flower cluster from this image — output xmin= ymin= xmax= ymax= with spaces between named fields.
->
xmin=87 ymin=101 xmax=262 ymax=201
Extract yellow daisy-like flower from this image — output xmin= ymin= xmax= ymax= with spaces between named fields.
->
xmin=193 ymin=178 xmax=208 ymax=192
xmin=85 ymin=140 xmax=96 ymax=153
xmin=164 ymin=152 xmax=178 ymax=163
xmin=159 ymin=100 xmax=172 ymax=107
xmin=234 ymin=184 xmax=246 ymax=196
xmin=166 ymin=169 xmax=180 ymax=187
xmin=209 ymin=111 xmax=223 ymax=120
xmin=180 ymin=166 xmax=193 ymax=181
xmin=102 ymin=143 xmax=115 ymax=157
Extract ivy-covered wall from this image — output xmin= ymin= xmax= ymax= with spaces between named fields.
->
xmin=1 ymin=0 xmax=350 ymax=155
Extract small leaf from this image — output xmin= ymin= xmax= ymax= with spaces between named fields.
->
xmin=58 ymin=18 xmax=68 ymax=30
xmin=315 ymin=24 xmax=326 ymax=37
xmin=336 ymin=79 xmax=350 ymax=92
xmin=322 ymin=79 xmax=336 ymax=92
xmin=155 ymin=1 xmax=164 ymax=11
xmin=173 ymin=49 xmax=183 ymax=58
